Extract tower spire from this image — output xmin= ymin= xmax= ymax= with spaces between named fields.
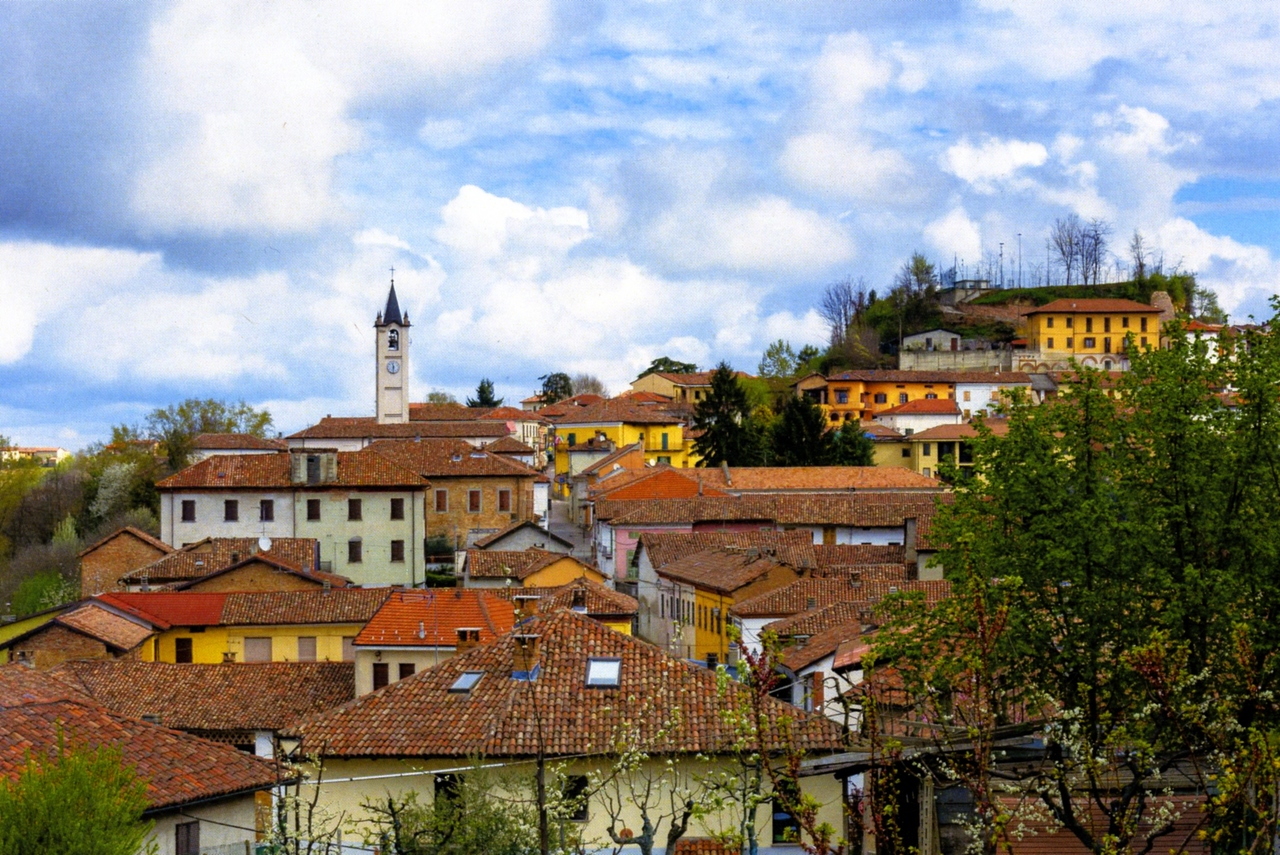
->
xmin=381 ymin=277 xmax=403 ymax=326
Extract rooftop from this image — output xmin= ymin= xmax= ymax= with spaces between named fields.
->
xmin=288 ymin=417 xmax=512 ymax=440
xmin=656 ymin=549 xmax=795 ymax=595
xmin=464 ymin=549 xmax=597 ymax=582
xmin=355 ymin=589 xmax=517 ymax=648
xmin=875 ymin=398 xmax=962 ymax=417
xmin=193 ymin=433 xmax=288 ymax=451
xmin=368 ymin=438 xmax=544 ymax=480
xmin=120 ymin=537 xmax=321 ymax=584
xmin=157 ymin=449 xmax=427 ymax=490
xmin=96 ymin=588 xmax=393 ymax=628
xmin=1025 ymin=298 xmax=1161 ymax=315
xmin=638 ymin=530 xmax=817 ymax=572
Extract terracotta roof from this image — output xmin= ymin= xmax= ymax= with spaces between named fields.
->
xmin=288 ymin=417 xmax=512 ymax=440
xmin=672 ymin=840 xmax=736 ymax=855
xmin=1185 ymin=320 xmax=1224 ymax=332
xmin=651 ymin=370 xmax=752 ymax=386
xmin=77 ymin=526 xmax=173 ymax=560
xmin=952 ymin=372 xmax=1032 ymax=384
xmin=730 ymin=577 xmax=866 ymax=618
xmin=537 ymin=394 xmax=607 ymax=419
xmin=826 ymin=370 xmax=965 ymax=383
xmin=368 ymin=438 xmax=542 ymax=479
xmin=494 ymin=577 xmax=639 ymax=619
xmin=781 ymin=619 xmax=863 ymax=672
xmin=475 ymin=406 xmax=536 ymax=422
xmin=121 ymin=537 xmax=320 ymax=584
xmin=579 ymin=442 xmax=645 ymax=477
xmin=355 ymin=590 xmax=516 ymax=647
xmin=96 ymin=589 xmax=391 ymax=627
xmin=617 ymin=390 xmax=674 ymax=403
xmin=0 ymin=665 xmax=279 ymax=810
xmin=875 ymin=398 xmax=961 ymax=417
xmin=861 ymin=423 xmax=905 ymax=440
xmin=193 ymin=433 xmax=287 ymax=451
xmin=1025 ymin=298 xmax=1161 ymax=315
xmin=473 ymin=520 xmax=573 ymax=550
xmin=552 ymin=399 xmax=688 ymax=427
xmin=170 ymin=554 xmax=352 ymax=591
xmin=592 ymin=468 xmax=730 ymax=501
xmin=766 ymin=580 xmax=952 ymax=637
xmin=693 ymin=466 xmax=944 ymax=493
xmin=157 ymin=450 xmax=427 ymax=490
xmin=50 ymin=661 xmax=355 ymax=733
xmin=639 ymin=530 xmax=817 ymax=572
xmin=54 ymin=604 xmax=154 ymax=650
xmin=485 ymin=436 xmax=535 ymax=454
xmin=598 ymin=493 xmax=949 ymax=529
xmin=284 ymin=609 xmax=845 ymax=758
xmin=465 ymin=549 xmax=597 ymax=582
xmin=909 ymin=419 xmax=1010 ymax=441
xmin=812 ymin=544 xmax=906 ymax=569
xmin=656 ymin=549 xmax=795 ymax=596
xmin=407 ymin=402 xmax=475 ymax=421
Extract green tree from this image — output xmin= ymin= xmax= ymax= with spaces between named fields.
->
xmin=142 ymin=398 xmax=273 ymax=471
xmin=636 ymin=356 xmax=697 ymax=380
xmin=757 ymin=340 xmax=798 ymax=379
xmin=466 ymin=378 xmax=503 ymax=408
xmin=769 ymin=394 xmax=832 ymax=466
xmin=829 ymin=424 xmax=873 ymax=466
xmin=0 ymin=735 xmax=154 ymax=855
xmin=537 ymin=372 xmax=573 ymax=405
xmin=359 ymin=773 xmax=539 ymax=855
xmin=692 ymin=363 xmax=765 ymax=467
xmin=426 ymin=390 xmax=458 ymax=404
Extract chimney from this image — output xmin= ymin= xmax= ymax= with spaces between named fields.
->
xmin=794 ymin=634 xmax=811 ymax=649
xmin=904 ymin=517 xmax=918 ymax=568
xmin=455 ymin=627 xmax=482 ymax=654
xmin=513 ymin=594 xmax=541 ymax=618
xmin=513 ymin=634 xmax=541 ymax=679
xmin=720 ymin=461 xmax=732 ymax=486
xmin=810 ymin=671 xmax=825 ymax=710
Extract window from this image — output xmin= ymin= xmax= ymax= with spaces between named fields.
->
xmin=306 ymin=455 xmax=321 ymax=484
xmin=1085 ymin=317 xmax=1093 ymax=333
xmin=1141 ymin=336 xmax=1149 ymax=347
xmin=348 ymin=539 xmax=363 ymax=563
xmin=1141 ymin=317 xmax=1149 ymax=332
xmin=925 ymin=392 xmax=937 ymax=399
xmin=450 ymin=671 xmax=484 ymax=693
xmin=898 ymin=393 xmax=909 ymax=403
xmin=694 ymin=391 xmax=701 ymax=400
xmin=903 ymin=428 xmax=914 ymax=437
xmin=990 ymin=390 xmax=1000 ymax=401
xmin=566 ymin=432 xmax=576 ymax=447
xmin=181 ymin=500 xmax=196 ymax=522
xmin=176 ymin=821 xmax=200 ymax=855
xmin=297 ymin=637 xmax=316 ymax=661
xmin=963 ymin=390 xmax=971 ymax=401
xmin=174 ymin=638 xmax=193 ymax=664
xmin=388 ymin=328 xmax=399 ymax=350
xmin=259 ymin=499 xmax=274 ymax=522
xmin=1066 ymin=337 xmax=1074 ymax=348
xmin=468 ymin=490 xmax=481 ymax=513
xmin=435 ymin=774 xmax=462 ymax=804
xmin=563 ymin=775 xmax=590 ymax=822
xmin=922 ymin=443 xmax=931 ymax=457
xmin=372 ymin=662 xmax=389 ymax=690
xmin=342 ymin=637 xmax=355 ymax=661
xmin=835 ymin=389 xmax=849 ymax=404
xmin=656 ymin=456 xmax=671 ymax=465
xmin=1122 ymin=316 xmax=1130 ymax=328
xmin=398 ymin=662 xmax=416 ymax=681
xmin=244 ymin=637 xmax=272 ymax=662
xmin=1104 ymin=337 xmax=1112 ymax=353
xmin=1066 ymin=317 xmax=1074 ymax=328
xmin=1104 ymin=317 xmax=1112 ymax=332
xmin=306 ymin=498 xmax=321 ymax=521
xmin=1083 ymin=337 xmax=1096 ymax=348
xmin=661 ymin=432 xmax=669 ymax=450
xmin=1047 ymin=337 xmax=1055 ymax=348
xmin=586 ymin=658 xmax=621 ymax=687
xmin=498 ymin=489 xmax=511 ymax=512
xmin=390 ymin=539 xmax=405 ymax=562
xmin=874 ymin=392 xmax=887 ymax=404
xmin=901 ymin=448 xmax=910 ymax=458
xmin=348 ymin=498 xmax=362 ymax=521
xmin=1046 ymin=316 xmax=1054 ymax=328
xmin=390 ymin=497 xmax=405 ymax=520
xmin=922 ymin=467 xmax=931 ymax=478
xmin=435 ymin=489 xmax=448 ymax=512
xmin=773 ymin=780 xmax=802 ymax=844
xmin=224 ymin=500 xmax=239 ymax=522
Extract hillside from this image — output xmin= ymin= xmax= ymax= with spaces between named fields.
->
xmin=967 ymin=273 xmax=1194 ymax=310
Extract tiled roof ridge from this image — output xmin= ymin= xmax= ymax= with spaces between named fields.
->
xmin=77 ymin=525 xmax=173 ymax=559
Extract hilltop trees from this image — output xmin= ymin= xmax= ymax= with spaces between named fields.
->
xmin=143 ymin=398 xmax=274 ymax=470
xmin=693 ymin=363 xmax=766 ymax=467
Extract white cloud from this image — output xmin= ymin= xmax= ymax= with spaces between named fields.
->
xmin=924 ymin=208 xmax=984 ymax=263
xmin=1155 ymin=218 xmax=1280 ymax=316
xmin=779 ymin=132 xmax=912 ymax=200
xmin=943 ymin=136 xmax=1048 ymax=193
xmin=353 ymin=229 xmax=412 ymax=251
xmin=435 ymin=185 xmax=591 ymax=266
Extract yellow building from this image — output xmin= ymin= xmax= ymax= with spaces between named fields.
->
xmin=281 ymin=609 xmax=847 ymax=852
xmin=797 ymin=371 xmax=961 ymax=424
xmin=552 ymin=399 xmax=698 ymax=488
xmin=904 ymin=420 xmax=1010 ymax=480
xmin=461 ymin=549 xmax=606 ymax=589
xmin=1018 ymin=298 xmax=1162 ymax=371
xmin=95 ymin=589 xmax=391 ymax=664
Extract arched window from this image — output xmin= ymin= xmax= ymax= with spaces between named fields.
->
xmin=388 ymin=329 xmax=399 ymax=351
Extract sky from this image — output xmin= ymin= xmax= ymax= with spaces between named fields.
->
xmin=2 ymin=1 xmax=1279 ymax=449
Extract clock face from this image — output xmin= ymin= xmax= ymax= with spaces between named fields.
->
xmin=386 ymin=360 xmax=400 ymax=374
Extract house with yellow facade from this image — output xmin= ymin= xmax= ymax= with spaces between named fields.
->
xmin=796 ymin=370 xmax=1034 ymax=425
xmin=629 ymin=369 xmax=752 ymax=403
xmin=903 ymin=419 xmax=1010 ymax=480
xmin=550 ymin=399 xmax=698 ymax=491
xmin=459 ymin=548 xmax=606 ymax=589
xmin=1016 ymin=298 xmax=1163 ymax=371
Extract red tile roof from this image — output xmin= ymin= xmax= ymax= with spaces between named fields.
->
xmin=1025 ymin=298 xmax=1161 ymax=315
xmin=537 ymin=394 xmax=607 ymax=419
xmin=617 ymin=390 xmax=674 ymax=403
xmin=552 ymin=399 xmax=688 ymax=427
xmin=639 ymin=530 xmax=818 ymax=572
xmin=579 ymin=442 xmax=645 ymax=477
xmin=694 ymin=466 xmax=944 ymax=493
xmin=157 ymin=450 xmax=427 ymax=490
xmin=501 ymin=577 xmax=637 ymax=619
xmin=288 ymin=417 xmax=512 ymax=440
xmin=355 ymin=590 xmax=516 ymax=647
xmin=464 ymin=549 xmax=598 ymax=581
xmin=77 ymin=526 xmax=173 ymax=560
xmin=656 ymin=549 xmax=796 ymax=596
xmin=51 ymin=661 xmax=355 ymax=733
xmin=170 ymin=554 xmax=352 ymax=591
xmin=875 ymin=398 xmax=961 ymax=417
xmin=597 ymin=493 xmax=949 ymax=529
xmin=909 ymin=419 xmax=1010 ymax=441
xmin=781 ymin=619 xmax=863 ymax=672
xmin=0 ymin=665 xmax=279 ymax=810
xmin=766 ymin=580 xmax=952 ymax=637
xmin=368 ymin=438 xmax=542 ymax=479
xmin=54 ymin=604 xmax=154 ymax=650
xmin=96 ymin=589 xmax=391 ymax=627
xmin=812 ymin=544 xmax=906 ymax=570
xmin=121 ymin=537 xmax=320 ymax=584
xmin=730 ymin=577 xmax=867 ymax=619
xmin=193 ymin=433 xmax=287 ymax=451
xmin=407 ymin=402 xmax=475 ymax=421
xmin=485 ymin=436 xmax=535 ymax=454
xmin=284 ymin=609 xmax=845 ymax=758
xmin=593 ymin=468 xmax=730 ymax=501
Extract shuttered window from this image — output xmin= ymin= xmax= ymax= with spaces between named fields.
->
xmin=244 ymin=637 xmax=272 ymax=662
xmin=373 ymin=663 xmax=389 ymax=690
xmin=176 ymin=821 xmax=199 ymax=855
xmin=297 ymin=637 xmax=316 ymax=662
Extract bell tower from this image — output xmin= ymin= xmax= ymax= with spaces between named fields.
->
xmin=374 ymin=276 xmax=410 ymax=424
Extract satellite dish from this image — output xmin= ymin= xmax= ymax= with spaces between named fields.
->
xmin=258 ymin=536 xmax=272 ymax=553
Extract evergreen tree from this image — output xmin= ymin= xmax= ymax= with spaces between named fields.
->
xmin=537 ymin=372 xmax=573 ymax=405
xmin=692 ymin=363 xmax=764 ymax=466
xmin=636 ymin=356 xmax=697 ymax=380
xmin=829 ymin=423 xmax=874 ymax=466
xmin=467 ymin=378 xmax=503 ymax=407
xmin=769 ymin=394 xmax=832 ymax=466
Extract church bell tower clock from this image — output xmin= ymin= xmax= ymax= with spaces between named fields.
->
xmin=375 ymin=275 xmax=410 ymax=425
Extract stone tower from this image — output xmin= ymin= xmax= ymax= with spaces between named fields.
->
xmin=374 ymin=281 xmax=410 ymax=424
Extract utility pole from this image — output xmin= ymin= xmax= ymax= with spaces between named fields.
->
xmin=1017 ymin=233 xmax=1022 ymax=289
xmin=999 ymin=242 xmax=1004 ymax=289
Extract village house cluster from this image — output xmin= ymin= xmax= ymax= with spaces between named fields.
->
xmin=2 ymin=280 xmax=1222 ymax=855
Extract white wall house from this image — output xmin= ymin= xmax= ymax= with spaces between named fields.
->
xmin=953 ymin=373 xmax=1032 ymax=419
xmin=873 ymin=399 xmax=962 ymax=436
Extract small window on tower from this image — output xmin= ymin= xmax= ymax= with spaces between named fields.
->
xmin=388 ymin=329 xmax=399 ymax=351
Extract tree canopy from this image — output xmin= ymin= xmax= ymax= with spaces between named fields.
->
xmin=768 ymin=394 xmax=832 ymax=466
xmin=537 ymin=372 xmax=573 ymax=405
xmin=142 ymin=398 xmax=273 ymax=470
xmin=636 ymin=356 xmax=697 ymax=380
xmin=692 ymin=363 xmax=765 ymax=467
xmin=466 ymin=378 xmax=503 ymax=408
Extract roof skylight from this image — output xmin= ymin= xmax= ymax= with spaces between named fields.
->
xmin=449 ymin=671 xmax=484 ymax=693
xmin=585 ymin=658 xmax=621 ymax=687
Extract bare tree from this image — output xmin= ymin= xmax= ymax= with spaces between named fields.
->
xmin=1078 ymin=218 xmax=1112 ymax=285
xmin=1129 ymin=230 xmax=1148 ymax=282
xmin=818 ymin=278 xmax=872 ymax=347
xmin=1050 ymin=215 xmax=1081 ymax=285
xmin=570 ymin=373 xmax=609 ymax=398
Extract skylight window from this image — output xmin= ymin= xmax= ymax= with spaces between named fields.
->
xmin=449 ymin=671 xmax=484 ymax=693
xmin=585 ymin=658 xmax=621 ymax=687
